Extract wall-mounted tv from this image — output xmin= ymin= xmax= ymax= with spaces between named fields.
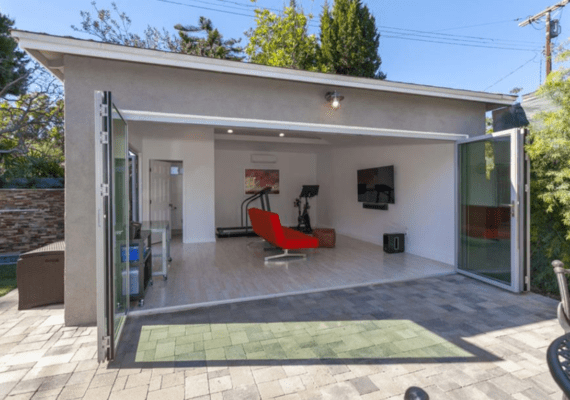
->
xmin=357 ymin=165 xmax=395 ymax=204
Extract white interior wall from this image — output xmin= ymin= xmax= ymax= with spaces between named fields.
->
xmin=215 ymin=148 xmax=318 ymax=228
xmin=317 ymin=142 xmax=456 ymax=265
xmin=140 ymin=127 xmax=216 ymax=243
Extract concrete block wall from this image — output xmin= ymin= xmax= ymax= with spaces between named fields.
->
xmin=0 ymin=189 xmax=65 ymax=254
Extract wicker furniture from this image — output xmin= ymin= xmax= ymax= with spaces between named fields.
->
xmin=17 ymin=241 xmax=64 ymax=310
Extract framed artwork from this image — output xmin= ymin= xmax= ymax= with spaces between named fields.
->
xmin=245 ymin=169 xmax=280 ymax=194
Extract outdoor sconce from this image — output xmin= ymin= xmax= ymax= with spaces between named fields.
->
xmin=325 ymin=90 xmax=344 ymax=109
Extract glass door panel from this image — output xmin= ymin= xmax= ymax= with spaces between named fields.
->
xmin=459 ymin=137 xmax=511 ymax=285
xmin=458 ymin=128 xmax=529 ymax=292
xmin=112 ymin=106 xmax=129 ymax=341
xmin=95 ymin=92 xmax=129 ymax=362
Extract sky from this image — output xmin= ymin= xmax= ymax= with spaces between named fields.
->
xmin=2 ymin=0 xmax=564 ymax=97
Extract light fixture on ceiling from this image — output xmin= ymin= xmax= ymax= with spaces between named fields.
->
xmin=325 ymin=90 xmax=344 ymax=109
xmin=279 ymin=133 xmax=285 ymax=137
xmin=227 ymin=129 xmax=233 ymax=133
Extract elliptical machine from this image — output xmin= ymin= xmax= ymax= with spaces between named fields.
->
xmin=294 ymin=185 xmax=319 ymax=234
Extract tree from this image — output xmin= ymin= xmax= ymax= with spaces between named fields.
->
xmin=72 ymin=1 xmax=181 ymax=52
xmin=0 ymin=12 xmax=64 ymax=183
xmin=245 ymin=1 xmax=321 ymax=71
xmin=175 ymin=17 xmax=244 ymax=61
xmin=0 ymin=13 xmax=29 ymax=97
xmin=526 ymin=48 xmax=570 ymax=294
xmin=0 ymin=67 xmax=64 ymax=183
xmin=320 ymin=0 xmax=385 ymax=79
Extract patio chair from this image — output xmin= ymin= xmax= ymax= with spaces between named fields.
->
xmin=553 ymin=260 xmax=570 ymax=333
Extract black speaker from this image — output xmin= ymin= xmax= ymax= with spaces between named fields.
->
xmin=384 ymin=233 xmax=405 ymax=253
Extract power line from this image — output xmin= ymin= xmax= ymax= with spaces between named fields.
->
xmin=157 ymin=0 xmax=540 ymax=52
xmin=164 ymin=0 xmax=540 ymax=47
xmin=178 ymin=0 xmax=263 ymax=13
xmin=381 ymin=35 xmax=541 ymax=52
xmin=375 ymin=24 xmax=540 ymax=47
xmin=376 ymin=28 xmax=540 ymax=50
xmin=483 ymin=54 xmax=539 ymax=91
xmin=432 ymin=18 xmax=523 ymax=32
xmin=157 ymin=0 xmax=255 ymax=18
xmin=519 ymin=0 xmax=569 ymax=77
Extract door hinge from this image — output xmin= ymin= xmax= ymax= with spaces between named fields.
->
xmin=98 ymin=103 xmax=108 ymax=118
xmin=101 ymin=183 xmax=109 ymax=197
xmin=100 ymin=131 xmax=109 ymax=145
xmin=101 ymin=335 xmax=111 ymax=352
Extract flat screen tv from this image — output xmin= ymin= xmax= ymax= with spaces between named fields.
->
xmin=357 ymin=165 xmax=395 ymax=204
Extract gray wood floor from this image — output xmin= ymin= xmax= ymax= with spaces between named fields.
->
xmin=138 ymin=234 xmax=454 ymax=312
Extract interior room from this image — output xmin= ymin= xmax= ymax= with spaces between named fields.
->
xmin=126 ymin=120 xmax=457 ymax=314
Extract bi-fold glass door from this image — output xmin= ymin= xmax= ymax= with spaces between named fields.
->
xmin=95 ymin=91 xmax=130 ymax=362
xmin=457 ymin=128 xmax=529 ymax=292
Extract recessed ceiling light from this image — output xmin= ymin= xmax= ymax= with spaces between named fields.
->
xmin=279 ymin=133 xmax=285 ymax=137
xmin=227 ymin=129 xmax=233 ymax=133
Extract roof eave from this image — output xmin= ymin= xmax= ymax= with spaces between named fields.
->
xmin=11 ymin=29 xmax=517 ymax=108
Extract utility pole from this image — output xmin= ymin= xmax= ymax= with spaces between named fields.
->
xmin=519 ymin=0 xmax=569 ymax=77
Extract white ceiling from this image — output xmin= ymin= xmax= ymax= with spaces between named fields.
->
xmin=128 ymin=120 xmax=455 ymax=153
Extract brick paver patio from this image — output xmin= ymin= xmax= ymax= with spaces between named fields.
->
xmin=0 ymin=274 xmax=566 ymax=399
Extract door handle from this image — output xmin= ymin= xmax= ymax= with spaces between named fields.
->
xmin=500 ymin=203 xmax=516 ymax=218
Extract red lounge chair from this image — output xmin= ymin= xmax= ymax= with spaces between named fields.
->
xmin=248 ymin=208 xmax=319 ymax=261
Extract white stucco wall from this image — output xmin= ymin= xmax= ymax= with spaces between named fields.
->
xmin=317 ymin=142 xmax=456 ymax=265
xmin=215 ymin=148 xmax=318 ymax=229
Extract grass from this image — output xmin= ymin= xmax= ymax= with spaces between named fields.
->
xmin=0 ymin=264 xmax=17 ymax=297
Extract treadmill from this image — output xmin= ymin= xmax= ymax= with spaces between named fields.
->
xmin=216 ymin=187 xmax=272 ymax=238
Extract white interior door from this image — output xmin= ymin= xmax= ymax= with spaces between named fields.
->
xmin=149 ymin=160 xmax=171 ymax=243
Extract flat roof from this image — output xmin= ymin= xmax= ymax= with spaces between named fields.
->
xmin=12 ymin=29 xmax=516 ymax=110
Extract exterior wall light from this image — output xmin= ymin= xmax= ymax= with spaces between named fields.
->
xmin=279 ymin=133 xmax=285 ymax=137
xmin=227 ymin=129 xmax=233 ymax=133
xmin=325 ymin=91 xmax=344 ymax=109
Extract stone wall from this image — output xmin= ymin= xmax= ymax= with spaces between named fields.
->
xmin=0 ymin=190 xmax=64 ymax=254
